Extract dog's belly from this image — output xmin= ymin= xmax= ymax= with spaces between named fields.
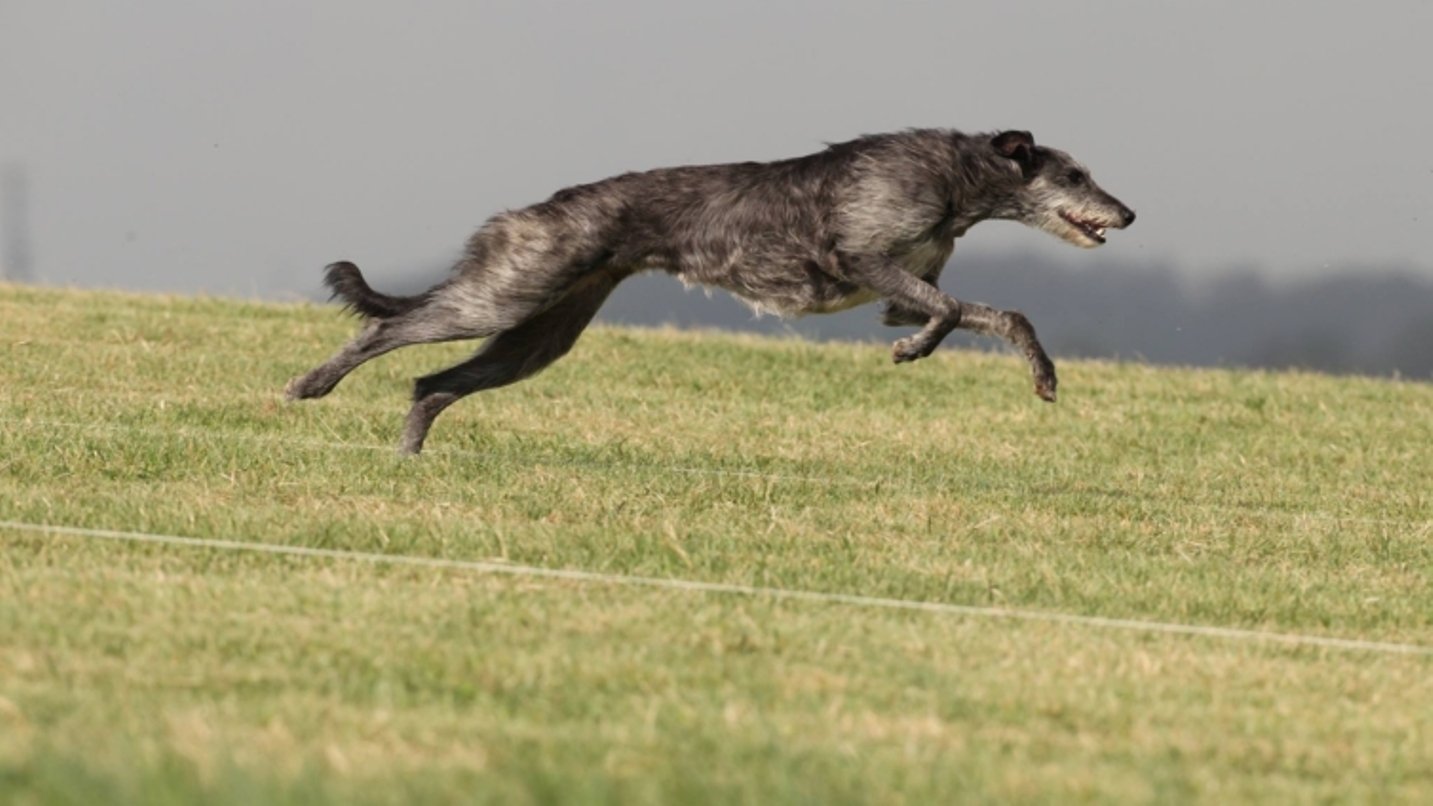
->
xmin=725 ymin=281 xmax=879 ymax=317
xmin=807 ymin=286 xmax=880 ymax=313
xmin=672 ymin=255 xmax=879 ymax=318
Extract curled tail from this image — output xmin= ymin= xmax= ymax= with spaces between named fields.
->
xmin=323 ymin=261 xmax=427 ymax=319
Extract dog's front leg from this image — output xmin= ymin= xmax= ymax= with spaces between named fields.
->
xmin=952 ymin=302 xmax=1058 ymax=402
xmin=841 ymin=253 xmax=961 ymax=363
xmin=842 ymin=252 xmax=1057 ymax=402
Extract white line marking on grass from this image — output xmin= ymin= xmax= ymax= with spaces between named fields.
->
xmin=4 ymin=519 xmax=1430 ymax=657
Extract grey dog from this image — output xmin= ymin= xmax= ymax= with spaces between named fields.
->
xmin=286 ymin=128 xmax=1135 ymax=455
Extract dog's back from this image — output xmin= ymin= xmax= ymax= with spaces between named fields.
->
xmin=456 ymin=131 xmax=967 ymax=317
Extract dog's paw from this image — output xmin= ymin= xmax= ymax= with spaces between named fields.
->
xmin=1034 ymin=371 xmax=1058 ymax=402
xmin=892 ymin=336 xmax=927 ymax=364
xmin=284 ymin=374 xmax=322 ymax=401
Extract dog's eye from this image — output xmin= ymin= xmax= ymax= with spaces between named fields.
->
xmin=1066 ymin=169 xmax=1086 ymax=186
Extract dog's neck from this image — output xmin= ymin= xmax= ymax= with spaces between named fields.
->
xmin=948 ymin=141 xmax=1029 ymax=225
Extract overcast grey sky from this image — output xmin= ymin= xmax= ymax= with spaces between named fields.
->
xmin=2 ymin=1 xmax=1430 ymax=297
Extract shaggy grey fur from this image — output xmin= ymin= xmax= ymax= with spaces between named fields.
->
xmin=285 ymin=128 xmax=1135 ymax=454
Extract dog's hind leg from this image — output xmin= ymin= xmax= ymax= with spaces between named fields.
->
xmin=396 ymin=271 xmax=624 ymax=455
xmin=288 ymin=222 xmax=610 ymax=402
xmin=284 ymin=306 xmax=489 ymax=401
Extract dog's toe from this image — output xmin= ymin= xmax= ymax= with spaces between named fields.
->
xmin=284 ymin=375 xmax=314 ymax=401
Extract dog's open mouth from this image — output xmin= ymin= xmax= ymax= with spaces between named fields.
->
xmin=1060 ymin=211 xmax=1108 ymax=244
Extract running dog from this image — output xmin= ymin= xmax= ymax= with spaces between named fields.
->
xmin=285 ymin=128 xmax=1135 ymax=454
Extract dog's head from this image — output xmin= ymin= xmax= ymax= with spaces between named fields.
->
xmin=991 ymin=130 xmax=1136 ymax=249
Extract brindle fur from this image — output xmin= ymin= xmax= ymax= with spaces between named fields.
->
xmin=285 ymin=128 xmax=1135 ymax=455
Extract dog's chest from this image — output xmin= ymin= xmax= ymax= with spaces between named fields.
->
xmin=900 ymin=234 xmax=957 ymax=279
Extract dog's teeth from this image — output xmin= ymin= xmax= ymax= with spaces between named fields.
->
xmin=1095 ymin=228 xmax=1106 ymax=237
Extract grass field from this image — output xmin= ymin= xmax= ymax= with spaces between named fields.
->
xmin=2 ymin=282 xmax=1431 ymax=804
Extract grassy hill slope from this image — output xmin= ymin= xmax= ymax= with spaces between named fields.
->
xmin=2 ymin=283 xmax=1431 ymax=804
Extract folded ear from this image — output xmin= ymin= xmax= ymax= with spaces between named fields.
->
xmin=991 ymin=130 xmax=1037 ymax=174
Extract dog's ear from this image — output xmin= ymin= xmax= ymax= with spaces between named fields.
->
xmin=991 ymin=130 xmax=1038 ymax=175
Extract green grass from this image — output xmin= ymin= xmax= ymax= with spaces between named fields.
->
xmin=2 ymin=282 xmax=1431 ymax=804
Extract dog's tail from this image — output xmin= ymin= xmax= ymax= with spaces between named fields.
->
xmin=323 ymin=261 xmax=427 ymax=320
